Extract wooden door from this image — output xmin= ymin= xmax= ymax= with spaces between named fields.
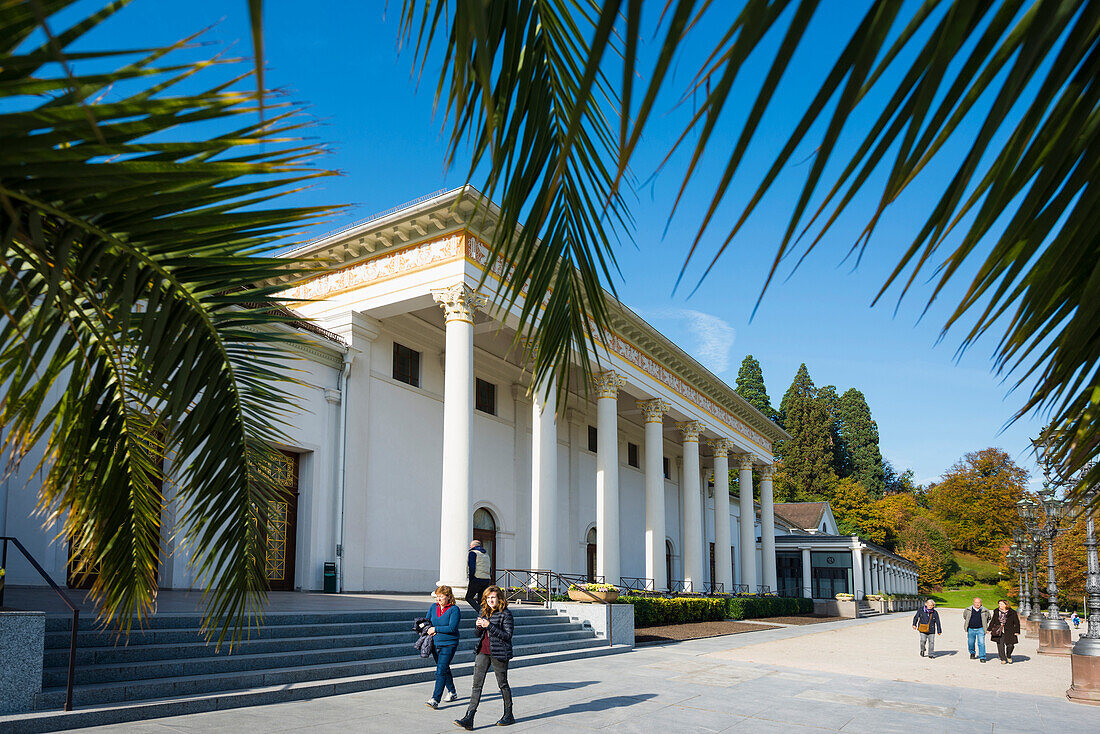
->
xmin=473 ymin=508 xmax=498 ymax=581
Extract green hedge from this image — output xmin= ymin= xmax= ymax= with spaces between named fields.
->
xmin=615 ymin=595 xmax=727 ymax=627
xmin=725 ymin=596 xmax=813 ymax=619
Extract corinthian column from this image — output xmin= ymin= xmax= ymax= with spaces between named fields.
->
xmin=760 ymin=464 xmax=777 ymax=592
xmin=594 ymin=371 xmax=626 ymax=583
xmin=708 ymin=439 xmax=734 ymax=594
xmin=679 ymin=421 xmax=704 ymax=591
xmin=432 ymin=283 xmax=487 ymax=591
xmin=639 ymin=399 xmax=670 ymax=591
xmin=530 ymin=375 xmax=557 ymax=571
xmin=738 ymin=454 xmax=757 ymax=592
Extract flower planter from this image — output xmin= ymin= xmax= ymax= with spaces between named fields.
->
xmin=568 ymin=589 xmax=619 ymax=603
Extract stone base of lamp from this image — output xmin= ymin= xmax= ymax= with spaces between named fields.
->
xmin=1024 ymin=617 xmax=1042 ymax=638
xmin=1038 ymin=618 xmax=1073 ymax=656
xmin=1067 ymin=638 xmax=1100 ymax=705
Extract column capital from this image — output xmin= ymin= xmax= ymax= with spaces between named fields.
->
xmin=677 ymin=420 xmax=704 ymax=442
xmin=593 ymin=370 xmax=627 ymax=399
xmin=737 ymin=454 xmax=755 ymax=471
xmin=432 ymin=283 xmax=487 ymax=323
xmin=760 ymin=463 xmax=777 ymax=479
xmin=637 ymin=398 xmax=671 ymax=424
xmin=707 ymin=438 xmax=732 ymax=456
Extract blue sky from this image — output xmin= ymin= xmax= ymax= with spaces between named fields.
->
xmin=64 ymin=0 xmax=1049 ymax=488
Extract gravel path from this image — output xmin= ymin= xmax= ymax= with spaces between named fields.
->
xmin=704 ymin=610 xmax=1075 ymax=699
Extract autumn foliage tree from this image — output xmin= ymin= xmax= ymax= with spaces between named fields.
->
xmin=897 ymin=516 xmax=954 ymax=592
xmin=829 ymin=478 xmax=890 ymax=545
xmin=926 ymin=448 xmax=1029 ymax=559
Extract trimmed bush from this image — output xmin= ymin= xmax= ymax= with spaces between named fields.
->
xmin=614 ymin=595 xmax=727 ymax=627
xmin=726 ymin=596 xmax=813 ymax=620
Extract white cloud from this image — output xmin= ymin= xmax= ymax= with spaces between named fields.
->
xmin=649 ymin=308 xmax=737 ymax=374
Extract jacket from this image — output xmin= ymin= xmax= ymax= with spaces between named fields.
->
xmin=962 ymin=606 xmax=991 ymax=632
xmin=473 ymin=608 xmax=514 ymax=661
xmin=413 ymin=616 xmax=434 ymax=658
xmin=428 ymin=603 xmax=461 ymax=647
xmin=987 ymin=608 xmax=1020 ymax=645
xmin=468 ymin=547 xmax=492 ymax=581
xmin=913 ymin=607 xmax=942 ymax=634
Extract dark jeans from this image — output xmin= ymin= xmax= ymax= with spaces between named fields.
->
xmin=466 ymin=579 xmax=491 ymax=611
xmin=431 ymin=644 xmax=457 ymax=701
xmin=467 ymin=652 xmax=510 ymax=714
xmin=996 ymin=638 xmax=1015 ymax=661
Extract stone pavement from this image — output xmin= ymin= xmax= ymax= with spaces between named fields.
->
xmin=69 ymin=615 xmax=1095 ymax=733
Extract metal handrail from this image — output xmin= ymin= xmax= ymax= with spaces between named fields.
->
xmin=669 ymin=579 xmax=694 ymax=594
xmin=1 ymin=536 xmax=79 ymax=711
xmin=756 ymin=585 xmax=772 ymax=595
xmin=731 ymin=584 xmax=750 ymax=594
xmin=495 ymin=568 xmax=616 ymax=647
xmin=703 ymin=581 xmax=726 ymax=596
xmin=618 ymin=576 xmax=655 ymax=594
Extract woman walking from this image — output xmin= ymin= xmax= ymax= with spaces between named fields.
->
xmin=454 ymin=585 xmax=514 ymax=729
xmin=988 ymin=599 xmax=1021 ymax=664
xmin=425 ymin=585 xmax=461 ymax=708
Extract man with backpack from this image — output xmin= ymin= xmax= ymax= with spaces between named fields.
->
xmin=465 ymin=540 xmax=492 ymax=611
xmin=912 ymin=598 xmax=943 ymax=658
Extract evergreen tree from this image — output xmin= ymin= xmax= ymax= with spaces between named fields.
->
xmin=817 ymin=384 xmax=850 ymax=478
xmin=775 ymin=364 xmax=837 ymax=497
xmin=735 ymin=355 xmax=776 ymax=421
xmin=837 ymin=388 xmax=885 ymax=496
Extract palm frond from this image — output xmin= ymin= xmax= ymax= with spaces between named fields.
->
xmin=1 ymin=0 xmax=340 ymax=643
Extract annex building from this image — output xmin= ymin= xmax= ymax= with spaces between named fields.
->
xmin=0 ymin=187 xmax=916 ymax=600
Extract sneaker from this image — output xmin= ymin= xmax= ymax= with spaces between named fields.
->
xmin=426 ymin=699 xmax=439 ymax=710
xmin=970 ymin=654 xmax=976 ymax=660
xmin=1000 ymin=659 xmax=1007 ymax=665
xmin=1007 ymin=658 xmax=1013 ymax=664
xmin=444 ymin=692 xmax=459 ymax=703
xmin=919 ymin=651 xmax=925 ymax=657
xmin=979 ymin=658 xmax=987 ymax=663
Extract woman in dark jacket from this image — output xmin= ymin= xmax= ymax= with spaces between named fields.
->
xmin=454 ymin=585 xmax=514 ymax=729
xmin=988 ymin=599 xmax=1021 ymax=664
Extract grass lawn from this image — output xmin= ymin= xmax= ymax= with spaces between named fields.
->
xmin=928 ymin=584 xmax=1003 ymax=608
xmin=952 ymin=551 xmax=1001 ymax=578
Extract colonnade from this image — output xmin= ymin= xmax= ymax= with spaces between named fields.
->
xmin=432 ymin=282 xmax=777 ymax=594
xmin=857 ymin=547 xmax=919 ymax=596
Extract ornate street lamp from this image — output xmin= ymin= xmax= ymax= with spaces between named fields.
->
xmin=1009 ymin=545 xmax=1028 ymax=617
xmin=1068 ymin=475 xmax=1100 ymax=704
xmin=1030 ymin=431 xmax=1073 ymax=655
xmin=1017 ymin=497 xmax=1045 ymax=633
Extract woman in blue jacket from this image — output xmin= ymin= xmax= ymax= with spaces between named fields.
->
xmin=425 ymin=585 xmax=461 ymax=708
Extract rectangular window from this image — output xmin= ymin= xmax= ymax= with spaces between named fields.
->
xmin=663 ymin=457 xmax=670 ymax=479
xmin=627 ymin=442 xmax=639 ymax=468
xmin=475 ymin=378 xmax=496 ymax=415
xmin=392 ymin=342 xmax=420 ymax=387
xmin=588 ymin=425 xmax=598 ymax=453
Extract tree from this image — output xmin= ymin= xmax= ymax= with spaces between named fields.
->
xmin=897 ymin=516 xmax=954 ymax=592
xmin=837 ymin=389 xmax=885 ymax=497
xmin=2 ymin=3 xmax=334 ymax=639
xmin=775 ymin=365 xmax=837 ymax=498
xmin=395 ymin=0 xmax=1100 ymax=504
xmin=735 ymin=355 xmax=777 ymax=421
xmin=875 ymin=492 xmax=922 ymax=544
xmin=830 ymin=478 xmax=889 ymax=546
xmin=925 ymin=448 xmax=1029 ymax=559
xmin=883 ymin=460 xmax=919 ymax=496
xmin=815 ymin=384 xmax=849 ymax=479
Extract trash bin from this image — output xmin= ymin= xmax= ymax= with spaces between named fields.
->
xmin=323 ymin=562 xmax=337 ymax=593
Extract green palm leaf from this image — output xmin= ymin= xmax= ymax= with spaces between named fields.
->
xmin=2 ymin=0 xmax=339 ymax=644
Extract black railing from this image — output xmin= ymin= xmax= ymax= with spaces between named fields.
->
xmin=1 ymin=536 xmax=79 ymax=711
xmin=669 ymin=579 xmax=694 ymax=594
xmin=703 ymin=581 xmax=726 ymax=595
xmin=731 ymin=584 xmax=750 ymax=594
xmin=756 ymin=585 xmax=772 ymax=595
xmin=618 ymin=577 xmax=656 ymax=594
xmin=496 ymin=569 xmax=616 ymax=646
xmin=554 ymin=572 xmax=604 ymax=594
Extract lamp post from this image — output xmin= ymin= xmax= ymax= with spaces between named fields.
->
xmin=1030 ymin=431 xmax=1073 ymax=656
xmin=1009 ymin=545 xmax=1028 ymax=617
xmin=1068 ymin=476 xmax=1100 ymax=705
xmin=1018 ymin=497 xmax=1045 ymax=636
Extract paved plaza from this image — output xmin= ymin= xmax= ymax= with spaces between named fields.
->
xmin=66 ymin=614 xmax=1094 ymax=733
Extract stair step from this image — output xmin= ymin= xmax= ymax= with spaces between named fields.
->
xmin=42 ymin=628 xmax=596 ymax=687
xmin=34 ymin=637 xmax=610 ymax=709
xmin=2 ymin=644 xmax=630 ymax=734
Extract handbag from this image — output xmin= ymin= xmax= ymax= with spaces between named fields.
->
xmin=917 ymin=610 xmax=932 ymax=634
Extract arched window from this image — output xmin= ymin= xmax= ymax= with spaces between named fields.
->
xmin=586 ymin=527 xmax=597 ymax=582
xmin=473 ymin=508 xmax=497 ymax=581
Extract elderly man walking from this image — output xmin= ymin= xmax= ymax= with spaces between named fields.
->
xmin=913 ymin=599 xmax=942 ymax=658
xmin=465 ymin=540 xmax=493 ymax=611
xmin=964 ymin=597 xmax=991 ymax=662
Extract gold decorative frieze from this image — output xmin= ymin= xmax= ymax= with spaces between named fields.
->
xmin=677 ymin=421 xmax=704 ymax=442
xmin=593 ymin=371 xmax=627 ymax=399
xmin=638 ymin=398 xmax=671 ymax=424
xmin=432 ymin=283 xmax=487 ymax=323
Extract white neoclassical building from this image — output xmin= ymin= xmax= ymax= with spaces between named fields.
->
xmin=0 ymin=187 xmax=915 ymax=599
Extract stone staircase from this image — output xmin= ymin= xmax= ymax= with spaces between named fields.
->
xmin=856 ymin=601 xmax=882 ymax=618
xmin=3 ymin=606 xmax=627 ymax=733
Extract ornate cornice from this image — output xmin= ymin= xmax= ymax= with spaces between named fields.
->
xmin=593 ymin=371 xmax=627 ymax=399
xmin=707 ymin=438 xmax=732 ymax=456
xmin=638 ymin=398 xmax=670 ymax=424
xmin=678 ymin=421 xmax=704 ymax=442
xmin=432 ymin=283 xmax=487 ymax=323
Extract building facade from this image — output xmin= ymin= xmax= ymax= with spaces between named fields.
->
xmin=0 ymin=187 xmax=915 ymax=599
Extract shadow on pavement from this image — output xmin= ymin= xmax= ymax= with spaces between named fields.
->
xmin=518 ymin=693 xmax=657 ymax=723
